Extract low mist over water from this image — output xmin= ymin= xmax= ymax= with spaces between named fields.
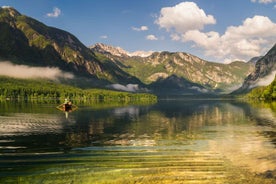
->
xmin=0 ymin=61 xmax=74 ymax=80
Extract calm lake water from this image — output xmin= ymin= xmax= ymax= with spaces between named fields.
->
xmin=0 ymin=99 xmax=275 ymax=183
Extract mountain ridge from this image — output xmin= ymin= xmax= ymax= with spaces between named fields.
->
xmin=0 ymin=7 xmax=142 ymax=87
xmin=91 ymin=43 xmax=255 ymax=94
xmin=90 ymin=43 xmax=154 ymax=58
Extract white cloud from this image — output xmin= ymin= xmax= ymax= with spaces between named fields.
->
xmin=225 ymin=15 xmax=276 ymax=38
xmin=251 ymin=71 xmax=276 ymax=88
xmin=156 ymin=2 xmax=216 ymax=33
xmin=146 ymin=34 xmax=158 ymax=40
xmin=0 ymin=61 xmax=74 ymax=80
xmin=156 ymin=2 xmax=276 ymax=62
xmin=189 ymin=86 xmax=209 ymax=93
xmin=251 ymin=0 xmax=276 ymax=4
xmin=100 ymin=35 xmax=108 ymax=39
xmin=46 ymin=7 xmax=61 ymax=18
xmin=1 ymin=6 xmax=11 ymax=8
xmin=107 ymin=84 xmax=139 ymax=92
xmin=183 ymin=15 xmax=276 ymax=62
xmin=170 ymin=34 xmax=181 ymax=41
xmin=132 ymin=26 xmax=148 ymax=31
xmin=183 ymin=30 xmax=220 ymax=50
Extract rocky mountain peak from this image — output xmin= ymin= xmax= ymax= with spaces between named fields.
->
xmin=90 ymin=43 xmax=129 ymax=57
xmin=0 ymin=6 xmax=21 ymax=27
xmin=91 ymin=43 xmax=154 ymax=58
xmin=0 ymin=6 xmax=21 ymax=17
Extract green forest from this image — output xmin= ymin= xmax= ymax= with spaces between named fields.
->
xmin=0 ymin=76 xmax=157 ymax=103
xmin=246 ymin=75 xmax=276 ymax=100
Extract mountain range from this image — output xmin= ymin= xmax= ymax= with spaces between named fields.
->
xmin=0 ymin=7 xmax=275 ymax=96
xmin=91 ymin=43 xmax=255 ymax=94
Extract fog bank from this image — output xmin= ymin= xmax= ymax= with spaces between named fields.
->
xmin=251 ymin=70 xmax=276 ymax=88
xmin=0 ymin=61 xmax=74 ymax=80
xmin=107 ymin=84 xmax=140 ymax=92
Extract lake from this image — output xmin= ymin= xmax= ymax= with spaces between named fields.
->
xmin=0 ymin=99 xmax=275 ymax=183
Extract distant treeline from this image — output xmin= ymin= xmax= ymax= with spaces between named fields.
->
xmin=0 ymin=77 xmax=157 ymax=102
xmin=246 ymin=76 xmax=276 ymax=100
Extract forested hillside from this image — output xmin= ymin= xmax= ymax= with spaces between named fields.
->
xmin=0 ymin=77 xmax=157 ymax=102
xmin=246 ymin=75 xmax=276 ymax=100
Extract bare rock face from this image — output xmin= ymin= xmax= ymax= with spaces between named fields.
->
xmin=235 ymin=44 xmax=276 ymax=93
xmin=90 ymin=43 xmax=153 ymax=58
xmin=90 ymin=43 xmax=130 ymax=58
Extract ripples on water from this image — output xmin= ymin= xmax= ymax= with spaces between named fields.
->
xmin=0 ymin=100 xmax=275 ymax=183
xmin=0 ymin=114 xmax=67 ymax=136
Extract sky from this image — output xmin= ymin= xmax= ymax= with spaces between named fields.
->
xmin=1 ymin=0 xmax=276 ymax=63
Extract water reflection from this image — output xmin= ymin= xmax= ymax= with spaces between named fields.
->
xmin=0 ymin=100 xmax=275 ymax=183
xmin=0 ymin=113 xmax=75 ymax=136
xmin=112 ymin=106 xmax=140 ymax=119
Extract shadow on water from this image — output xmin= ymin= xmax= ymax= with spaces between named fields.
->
xmin=0 ymin=99 xmax=275 ymax=183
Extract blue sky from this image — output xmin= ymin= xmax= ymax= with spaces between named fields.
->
xmin=1 ymin=0 xmax=276 ymax=63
